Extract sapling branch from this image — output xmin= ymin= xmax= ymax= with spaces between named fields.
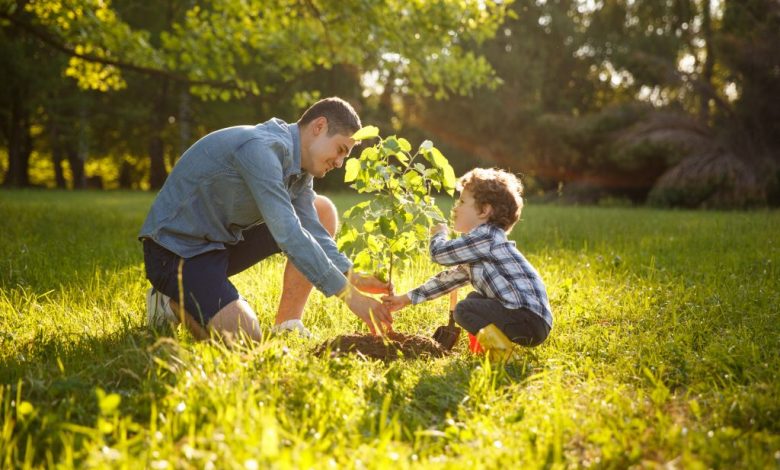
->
xmin=339 ymin=127 xmax=456 ymax=287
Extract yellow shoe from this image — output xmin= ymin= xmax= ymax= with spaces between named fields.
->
xmin=476 ymin=324 xmax=518 ymax=361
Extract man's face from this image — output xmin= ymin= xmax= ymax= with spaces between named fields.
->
xmin=305 ymin=124 xmax=355 ymax=178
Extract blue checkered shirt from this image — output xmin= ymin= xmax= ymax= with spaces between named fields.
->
xmin=408 ymin=223 xmax=553 ymax=328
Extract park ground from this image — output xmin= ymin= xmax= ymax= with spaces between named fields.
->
xmin=0 ymin=190 xmax=778 ymax=468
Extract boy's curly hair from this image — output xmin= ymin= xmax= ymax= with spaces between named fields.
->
xmin=457 ymin=168 xmax=524 ymax=231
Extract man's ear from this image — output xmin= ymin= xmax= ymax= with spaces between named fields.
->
xmin=311 ymin=116 xmax=328 ymax=136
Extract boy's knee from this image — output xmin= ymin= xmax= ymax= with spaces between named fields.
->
xmin=452 ymin=301 xmax=468 ymax=325
xmin=314 ymin=195 xmax=338 ymax=236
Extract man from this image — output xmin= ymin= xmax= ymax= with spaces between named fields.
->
xmin=139 ymin=97 xmax=392 ymax=341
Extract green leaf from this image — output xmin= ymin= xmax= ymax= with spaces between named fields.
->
xmin=442 ymin=163 xmax=457 ymax=195
xmin=352 ymin=126 xmax=380 ymax=141
xmin=403 ymin=170 xmax=422 ymax=189
xmin=361 ymin=147 xmax=379 ymax=161
xmin=383 ymin=138 xmax=401 ymax=152
xmin=337 ymin=226 xmax=357 ymax=247
xmin=353 ymin=251 xmax=372 ymax=271
xmin=378 ymin=216 xmax=396 ymax=238
xmin=398 ymin=138 xmax=412 ymax=152
xmin=344 ymin=158 xmax=360 ymax=183
xmin=367 ymin=235 xmax=382 ymax=252
xmin=430 ymin=147 xmax=449 ymax=169
xmin=394 ymin=152 xmax=409 ymax=165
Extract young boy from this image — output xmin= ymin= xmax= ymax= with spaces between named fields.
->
xmin=382 ymin=168 xmax=553 ymax=359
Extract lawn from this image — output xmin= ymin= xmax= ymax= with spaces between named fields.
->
xmin=1 ymin=189 xmax=778 ymax=468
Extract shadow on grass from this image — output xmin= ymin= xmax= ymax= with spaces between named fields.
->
xmin=0 ymin=325 xmax=178 ymax=427
xmin=382 ymin=352 xmax=540 ymax=435
xmin=0 ymin=190 xmax=151 ymax=296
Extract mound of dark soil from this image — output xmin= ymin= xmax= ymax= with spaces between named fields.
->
xmin=313 ymin=331 xmax=449 ymax=361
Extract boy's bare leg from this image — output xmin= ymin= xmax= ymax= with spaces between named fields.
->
xmin=169 ymin=299 xmax=263 ymax=343
xmin=274 ymin=195 xmax=338 ymax=325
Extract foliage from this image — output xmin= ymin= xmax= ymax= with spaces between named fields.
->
xmin=1 ymin=0 xmax=510 ymax=100
xmin=2 ymin=0 xmax=778 ymax=203
xmin=1 ymin=191 xmax=778 ymax=467
xmin=402 ymin=0 xmax=779 ymax=207
xmin=0 ymin=0 xmax=510 ymax=188
xmin=337 ymin=126 xmax=456 ymax=283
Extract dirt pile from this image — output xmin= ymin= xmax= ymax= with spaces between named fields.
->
xmin=313 ymin=331 xmax=449 ymax=361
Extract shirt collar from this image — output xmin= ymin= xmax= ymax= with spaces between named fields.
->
xmin=289 ymin=122 xmax=302 ymax=176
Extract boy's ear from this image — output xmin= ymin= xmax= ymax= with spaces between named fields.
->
xmin=479 ymin=203 xmax=493 ymax=218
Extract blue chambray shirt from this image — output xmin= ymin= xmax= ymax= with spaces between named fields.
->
xmin=138 ymin=118 xmax=351 ymax=296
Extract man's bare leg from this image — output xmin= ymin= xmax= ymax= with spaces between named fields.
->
xmin=166 ymin=195 xmax=337 ymax=340
xmin=274 ymin=195 xmax=338 ymax=325
xmin=170 ymin=298 xmax=263 ymax=343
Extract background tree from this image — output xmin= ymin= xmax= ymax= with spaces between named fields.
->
xmin=1 ymin=0 xmax=777 ymax=207
xmin=402 ymin=0 xmax=779 ymax=207
xmin=1 ymin=0 xmax=510 ymax=188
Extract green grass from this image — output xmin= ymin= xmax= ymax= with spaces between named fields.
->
xmin=1 ymin=189 xmax=778 ymax=468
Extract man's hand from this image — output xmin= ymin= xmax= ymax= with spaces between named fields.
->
xmin=342 ymin=286 xmax=393 ymax=335
xmin=349 ymin=271 xmax=394 ymax=295
xmin=382 ymin=293 xmax=411 ymax=312
xmin=431 ymin=223 xmax=449 ymax=236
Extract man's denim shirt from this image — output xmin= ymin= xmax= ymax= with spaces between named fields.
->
xmin=139 ymin=118 xmax=351 ymax=296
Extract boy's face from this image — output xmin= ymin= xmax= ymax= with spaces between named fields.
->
xmin=452 ymin=188 xmax=491 ymax=233
xmin=302 ymin=117 xmax=355 ymax=178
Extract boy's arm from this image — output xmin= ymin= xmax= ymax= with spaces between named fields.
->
xmin=429 ymin=226 xmax=493 ymax=266
xmin=408 ymin=265 xmax=470 ymax=304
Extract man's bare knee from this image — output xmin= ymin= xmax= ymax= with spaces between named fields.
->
xmin=207 ymin=299 xmax=263 ymax=343
xmin=314 ymin=195 xmax=338 ymax=236
xmin=169 ymin=300 xmax=210 ymax=340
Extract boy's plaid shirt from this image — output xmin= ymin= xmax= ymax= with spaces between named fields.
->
xmin=409 ymin=223 xmax=553 ymax=327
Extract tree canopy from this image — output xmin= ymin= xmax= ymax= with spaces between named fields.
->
xmin=1 ymin=0 xmax=778 ymax=207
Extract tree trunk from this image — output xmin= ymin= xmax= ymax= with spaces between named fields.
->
xmin=3 ymin=94 xmax=32 ymax=188
xmin=699 ymin=0 xmax=713 ymax=124
xmin=118 ymin=160 xmax=133 ymax=189
xmin=52 ymin=145 xmax=66 ymax=188
xmin=177 ymin=87 xmax=191 ymax=166
xmin=48 ymin=121 xmax=67 ymax=188
xmin=67 ymin=145 xmax=86 ymax=189
xmin=67 ymin=105 xmax=90 ymax=189
xmin=149 ymin=78 xmax=170 ymax=189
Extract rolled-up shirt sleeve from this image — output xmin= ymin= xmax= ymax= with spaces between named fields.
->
xmin=234 ymin=139 xmax=347 ymax=296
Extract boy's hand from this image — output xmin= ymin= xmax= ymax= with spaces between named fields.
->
xmin=349 ymin=272 xmax=394 ymax=295
xmin=382 ymin=293 xmax=411 ymax=312
xmin=431 ymin=223 xmax=449 ymax=236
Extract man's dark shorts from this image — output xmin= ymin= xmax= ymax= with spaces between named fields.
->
xmin=142 ymin=224 xmax=281 ymax=326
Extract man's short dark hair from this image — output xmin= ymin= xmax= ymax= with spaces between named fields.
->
xmin=298 ymin=97 xmax=362 ymax=137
